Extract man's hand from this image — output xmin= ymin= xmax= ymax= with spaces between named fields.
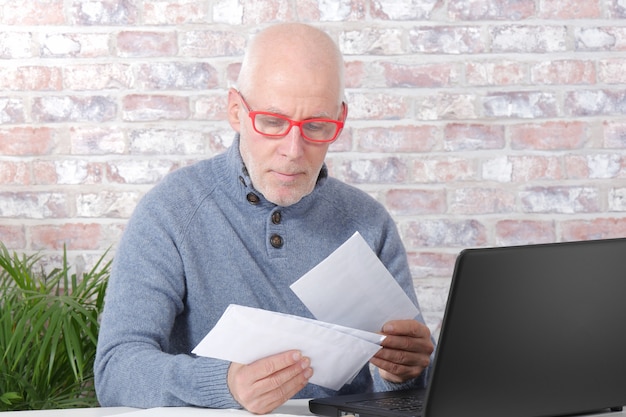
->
xmin=227 ymin=350 xmax=313 ymax=414
xmin=370 ymin=319 xmax=434 ymax=383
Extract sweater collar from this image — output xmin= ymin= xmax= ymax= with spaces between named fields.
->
xmin=224 ymin=134 xmax=329 ymax=210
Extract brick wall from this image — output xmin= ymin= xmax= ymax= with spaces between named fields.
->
xmin=1 ymin=0 xmax=626 ymax=330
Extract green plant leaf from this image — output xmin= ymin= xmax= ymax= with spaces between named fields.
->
xmin=0 ymin=243 xmax=110 ymax=410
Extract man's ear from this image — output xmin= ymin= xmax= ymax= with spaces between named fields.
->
xmin=227 ymin=88 xmax=242 ymax=132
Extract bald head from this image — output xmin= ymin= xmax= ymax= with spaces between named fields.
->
xmin=236 ymin=23 xmax=345 ymax=104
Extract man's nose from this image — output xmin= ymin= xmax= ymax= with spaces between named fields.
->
xmin=280 ymin=125 xmax=305 ymax=158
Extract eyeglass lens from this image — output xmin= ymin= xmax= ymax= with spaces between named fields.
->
xmin=253 ymin=113 xmax=340 ymax=142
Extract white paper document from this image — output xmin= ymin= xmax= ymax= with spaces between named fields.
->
xmin=192 ymin=304 xmax=384 ymax=390
xmin=290 ymin=231 xmax=419 ymax=333
xmin=192 ymin=231 xmax=419 ymax=391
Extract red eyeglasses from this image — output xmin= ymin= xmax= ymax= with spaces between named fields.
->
xmin=236 ymin=91 xmax=347 ymax=143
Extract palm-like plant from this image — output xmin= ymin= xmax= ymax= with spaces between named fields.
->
xmin=0 ymin=243 xmax=111 ymax=410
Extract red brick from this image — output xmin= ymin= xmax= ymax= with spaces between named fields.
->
xmin=347 ymin=93 xmax=409 ymax=120
xmin=42 ymin=33 xmax=111 ymax=58
xmin=603 ymin=121 xmax=626 ymax=148
xmin=404 ymin=219 xmax=488 ymax=247
xmin=408 ymin=26 xmax=485 ymax=54
xmin=64 ymin=64 xmax=133 ymax=90
xmin=204 ymin=131 xmax=236 ymax=156
xmin=242 ymin=0 xmax=296 ymax=24
xmin=0 ymin=66 xmax=62 ymax=91
xmin=355 ymin=125 xmax=438 ymax=153
xmin=344 ymin=61 xmax=365 ymax=88
xmin=531 ymin=60 xmax=596 ymax=85
xmin=564 ymin=156 xmax=591 ymax=179
xmin=598 ymin=58 xmax=626 ymax=84
xmin=70 ymin=127 xmax=126 ymax=155
xmin=76 ymin=191 xmax=142 ymax=218
xmin=484 ymin=91 xmax=558 ymax=118
xmin=450 ymin=187 xmax=516 ymax=214
xmin=561 ymin=218 xmax=626 ymax=241
xmin=491 ymin=25 xmax=568 ymax=53
xmin=0 ymin=162 xmax=31 ymax=185
xmin=31 ymin=223 xmax=102 ymax=251
xmin=412 ymin=157 xmax=477 ymax=183
xmin=335 ymin=157 xmax=408 ymax=184
xmin=0 ymin=127 xmax=56 ymax=155
xmin=539 ymin=1 xmax=601 ymax=19
xmin=564 ymin=89 xmax=626 ymax=116
xmin=193 ymin=95 xmax=228 ymax=121
xmin=69 ymin=0 xmax=140 ymax=25
xmin=117 ymin=31 xmax=178 ymax=58
xmin=510 ymin=156 xmax=564 ymax=182
xmin=295 ymin=0 xmax=366 ymax=21
xmin=520 ymin=186 xmax=600 ymax=213
xmin=33 ymin=96 xmax=117 ymax=123
xmin=444 ymin=124 xmax=505 ymax=151
xmin=510 ymin=121 xmax=587 ymax=150
xmin=0 ymin=224 xmax=26 ymax=249
xmin=382 ymin=62 xmax=459 ymax=88
xmin=227 ymin=62 xmax=242 ymax=86
xmin=122 ymin=95 xmax=190 ymax=121
xmin=406 ymin=251 xmax=457 ymax=279
xmin=448 ymin=0 xmax=536 ymax=20
xmin=609 ymin=0 xmax=626 ymax=18
xmin=144 ymin=1 xmax=208 ymax=24
xmin=106 ymin=159 xmax=178 ymax=184
xmin=416 ymin=93 xmax=478 ymax=120
xmin=179 ymin=30 xmax=246 ymax=58
xmin=565 ymin=154 xmax=623 ymax=179
xmin=372 ymin=0 xmax=438 ymax=20
xmin=328 ymin=128 xmax=353 ymax=153
xmin=129 ymin=128 xmax=207 ymax=155
xmin=482 ymin=156 xmax=512 ymax=182
xmin=33 ymin=160 xmax=103 ymax=185
xmin=0 ymin=98 xmax=25 ymax=123
xmin=1 ymin=0 xmax=65 ymax=24
xmin=466 ymin=60 xmax=527 ymax=86
xmin=340 ymin=28 xmax=404 ymax=55
xmin=0 ymin=192 xmax=69 ymax=219
xmin=136 ymin=62 xmax=219 ymax=90
xmin=495 ymin=220 xmax=556 ymax=246
xmin=385 ymin=189 xmax=447 ymax=215
xmin=575 ymin=27 xmax=626 ymax=51
xmin=609 ymin=188 xmax=626 ymax=211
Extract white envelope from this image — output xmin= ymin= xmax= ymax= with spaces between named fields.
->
xmin=192 ymin=304 xmax=384 ymax=390
xmin=290 ymin=231 xmax=419 ymax=333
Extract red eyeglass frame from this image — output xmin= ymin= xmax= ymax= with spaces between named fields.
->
xmin=236 ymin=90 xmax=348 ymax=143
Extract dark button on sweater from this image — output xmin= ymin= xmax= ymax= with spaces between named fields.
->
xmin=270 ymin=234 xmax=283 ymax=248
xmin=246 ymin=192 xmax=260 ymax=204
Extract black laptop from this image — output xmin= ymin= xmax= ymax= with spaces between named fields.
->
xmin=309 ymin=238 xmax=626 ymax=417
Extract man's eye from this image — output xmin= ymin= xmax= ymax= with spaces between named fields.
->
xmin=305 ymin=122 xmax=324 ymax=131
xmin=265 ymin=117 xmax=286 ymax=127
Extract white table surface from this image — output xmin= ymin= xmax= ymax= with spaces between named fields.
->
xmin=0 ymin=399 xmax=314 ymax=416
xmin=3 ymin=400 xmax=625 ymax=417
xmin=0 ymin=408 xmax=136 ymax=416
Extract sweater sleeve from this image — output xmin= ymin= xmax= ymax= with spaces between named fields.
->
xmin=94 ymin=184 xmax=239 ymax=409
xmin=365 ymin=210 xmax=435 ymax=392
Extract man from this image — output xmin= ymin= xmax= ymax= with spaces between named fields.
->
xmin=95 ymin=23 xmax=434 ymax=414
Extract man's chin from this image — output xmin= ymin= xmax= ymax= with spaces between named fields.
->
xmin=263 ymin=187 xmax=311 ymax=207
xmin=266 ymin=194 xmax=305 ymax=207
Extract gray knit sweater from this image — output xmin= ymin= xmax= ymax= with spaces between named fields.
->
xmin=94 ymin=136 xmax=429 ymax=408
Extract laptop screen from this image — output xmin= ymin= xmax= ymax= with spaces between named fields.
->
xmin=425 ymin=238 xmax=626 ymax=417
